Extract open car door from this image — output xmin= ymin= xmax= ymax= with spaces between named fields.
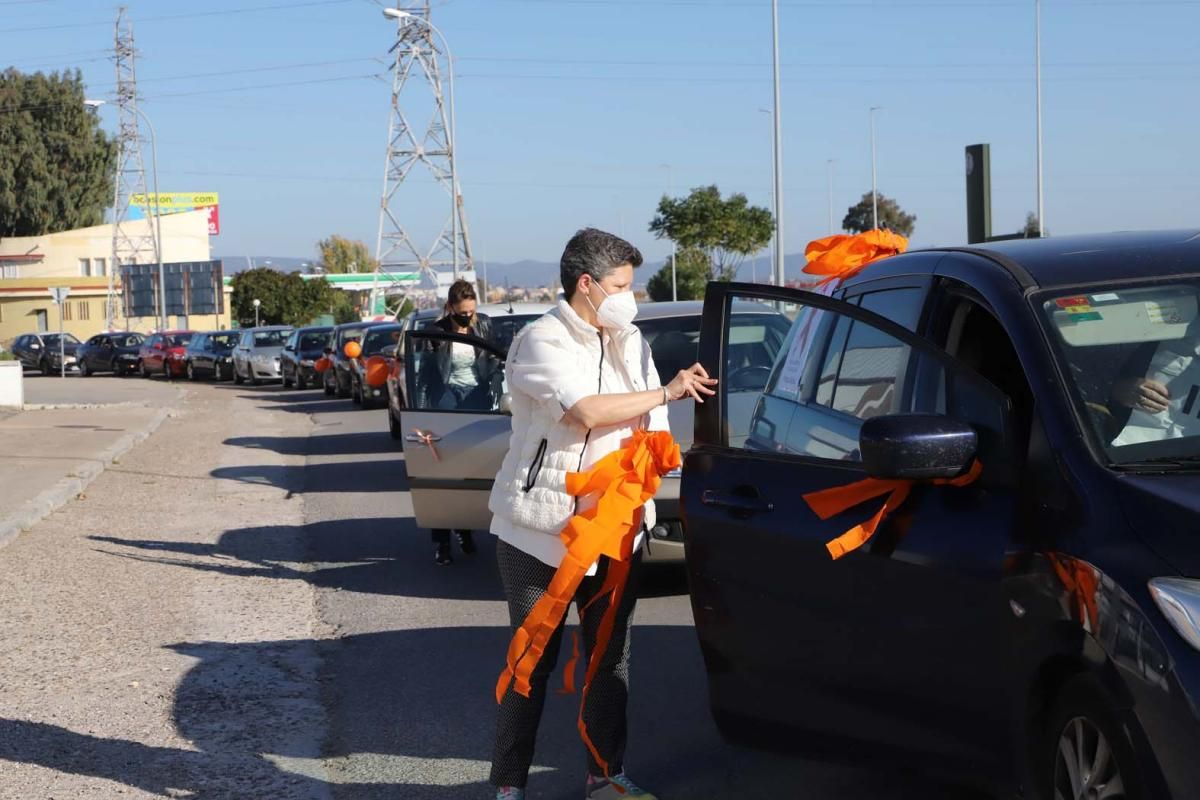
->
xmin=400 ymin=330 xmax=511 ymax=531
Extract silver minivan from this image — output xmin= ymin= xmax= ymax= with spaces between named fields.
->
xmin=232 ymin=325 xmax=292 ymax=385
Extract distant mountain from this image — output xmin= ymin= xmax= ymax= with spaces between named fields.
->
xmin=215 ymin=256 xmax=312 ymax=275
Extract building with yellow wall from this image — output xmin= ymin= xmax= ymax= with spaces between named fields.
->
xmin=0 ymin=210 xmax=232 ymax=345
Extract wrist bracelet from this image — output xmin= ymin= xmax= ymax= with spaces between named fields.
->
xmin=661 ymin=386 xmax=670 ymax=405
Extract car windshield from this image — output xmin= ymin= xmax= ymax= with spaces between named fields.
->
xmin=1039 ymin=280 xmax=1200 ymax=466
xmin=300 ymin=332 xmax=330 ymax=350
xmin=164 ymin=334 xmax=192 ymax=347
xmin=636 ymin=310 xmax=792 ymax=388
xmin=253 ymin=330 xmax=288 ymax=347
xmin=43 ymin=334 xmax=81 ymax=346
xmin=209 ymin=333 xmax=238 ymax=349
xmin=361 ymin=328 xmax=400 ymax=356
xmin=337 ymin=327 xmax=367 ymax=346
xmin=113 ymin=334 xmax=142 ymax=347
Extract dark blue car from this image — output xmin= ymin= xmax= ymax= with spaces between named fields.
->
xmin=682 ymin=230 xmax=1200 ymax=799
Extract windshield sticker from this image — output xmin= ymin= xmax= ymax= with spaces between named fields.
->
xmin=1145 ymin=300 xmax=1184 ymax=325
xmin=1055 ymin=296 xmax=1091 ymax=309
xmin=1090 ymin=292 xmax=1121 ymax=303
xmin=1066 ymin=311 xmax=1103 ymax=323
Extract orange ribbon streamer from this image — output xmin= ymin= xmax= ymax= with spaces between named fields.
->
xmin=803 ymin=229 xmax=909 ymax=288
xmin=410 ymin=429 xmax=441 ymax=461
xmin=1049 ymin=553 xmax=1099 ymax=631
xmin=803 ymin=461 xmax=983 ymax=559
xmin=496 ymin=429 xmax=680 ymax=776
xmin=313 ymin=356 xmax=332 ymax=373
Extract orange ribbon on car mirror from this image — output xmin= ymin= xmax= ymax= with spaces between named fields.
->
xmin=803 ymin=229 xmax=909 ymax=288
xmin=314 ymin=357 xmax=331 ymax=373
xmin=496 ymin=429 xmax=680 ymax=778
xmin=803 ymin=460 xmax=983 ymax=559
xmin=1049 ymin=553 xmax=1100 ymax=631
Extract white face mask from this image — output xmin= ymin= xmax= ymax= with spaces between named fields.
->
xmin=587 ymin=281 xmax=639 ymax=329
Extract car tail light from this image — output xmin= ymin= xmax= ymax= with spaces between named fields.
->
xmin=1149 ymin=578 xmax=1200 ymax=653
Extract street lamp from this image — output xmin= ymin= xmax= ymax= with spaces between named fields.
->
xmin=382 ymin=7 xmax=462 ymax=276
xmin=1035 ymin=0 xmax=1045 ymax=236
xmin=253 ymin=298 xmax=261 ymax=328
xmin=85 ymin=99 xmax=166 ymax=331
xmin=869 ymin=106 xmax=882 ymax=231
xmin=769 ymin=0 xmax=785 ymax=286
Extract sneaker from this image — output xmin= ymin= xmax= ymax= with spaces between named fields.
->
xmin=496 ymin=788 xmax=525 ymax=800
xmin=435 ymin=543 xmax=453 ymax=566
xmin=457 ymin=530 xmax=477 ymax=555
xmin=585 ymin=773 xmax=657 ymax=799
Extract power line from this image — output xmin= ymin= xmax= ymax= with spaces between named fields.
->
xmin=0 ymin=0 xmax=355 ymax=34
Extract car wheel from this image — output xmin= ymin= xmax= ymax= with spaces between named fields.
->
xmin=388 ymin=406 xmax=403 ymax=442
xmin=1043 ymin=675 xmax=1144 ymax=800
xmin=234 ymin=364 xmax=245 ymax=385
xmin=79 ymin=360 xmax=91 ymax=377
xmin=250 ymin=370 xmax=261 ymax=387
xmin=110 ymin=358 xmax=121 ymax=376
xmin=139 ymin=360 xmax=150 ymax=379
xmin=282 ymin=369 xmax=293 ymax=389
xmin=323 ymin=374 xmax=335 ymax=396
xmin=352 ymin=379 xmax=363 ymax=405
xmin=187 ymin=362 xmax=197 ymax=381
xmin=296 ymin=372 xmax=307 ymax=390
xmin=336 ymin=374 xmax=351 ymax=399
xmin=40 ymin=358 xmax=51 ymax=377
xmin=163 ymin=363 xmax=172 ymax=381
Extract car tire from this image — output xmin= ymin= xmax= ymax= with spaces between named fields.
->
xmin=282 ymin=369 xmax=293 ymax=389
xmin=323 ymin=374 xmax=335 ymax=396
xmin=388 ymin=406 xmax=403 ymax=441
xmin=1042 ymin=674 xmax=1146 ymax=800
xmin=296 ymin=372 xmax=307 ymax=390
xmin=187 ymin=362 xmax=197 ymax=381
xmin=163 ymin=363 xmax=172 ymax=381
xmin=250 ymin=370 xmax=261 ymax=387
xmin=110 ymin=358 xmax=121 ymax=376
xmin=40 ymin=358 xmax=51 ymax=377
xmin=140 ymin=360 xmax=150 ymax=379
xmin=336 ymin=374 xmax=351 ymax=399
xmin=352 ymin=379 xmax=363 ymax=405
xmin=234 ymin=365 xmax=245 ymax=385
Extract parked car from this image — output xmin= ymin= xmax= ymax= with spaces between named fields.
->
xmin=325 ymin=321 xmax=389 ymax=398
xmin=280 ymin=326 xmax=333 ymax=389
xmin=78 ymin=332 xmax=144 ymax=376
xmin=387 ymin=303 xmax=552 ymax=434
xmin=680 ymin=230 xmax=1200 ymax=799
xmin=231 ymin=326 xmax=292 ymax=386
xmin=11 ymin=332 xmax=82 ymax=375
xmin=388 ymin=300 xmax=788 ymax=565
xmin=138 ymin=331 xmax=194 ymax=379
xmin=184 ymin=331 xmax=239 ymax=381
xmin=348 ymin=323 xmax=402 ymax=408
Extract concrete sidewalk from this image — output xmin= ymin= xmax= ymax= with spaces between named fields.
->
xmin=0 ymin=376 xmax=181 ymax=548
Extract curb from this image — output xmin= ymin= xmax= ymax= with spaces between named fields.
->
xmin=0 ymin=405 xmax=174 ymax=550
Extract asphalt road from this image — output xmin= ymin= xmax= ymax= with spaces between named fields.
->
xmin=288 ymin=389 xmax=990 ymax=800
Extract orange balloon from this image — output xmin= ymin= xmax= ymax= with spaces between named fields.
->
xmin=343 ymin=341 xmax=362 ymax=359
xmin=364 ymin=355 xmax=389 ymax=387
xmin=314 ymin=357 xmax=331 ymax=373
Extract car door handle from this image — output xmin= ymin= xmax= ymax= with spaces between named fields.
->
xmin=405 ymin=431 xmax=442 ymax=443
xmin=701 ymin=490 xmax=774 ymax=514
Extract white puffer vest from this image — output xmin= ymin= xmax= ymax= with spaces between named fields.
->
xmin=488 ymin=300 xmax=662 ymax=536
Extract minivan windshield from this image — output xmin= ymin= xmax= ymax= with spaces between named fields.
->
xmin=1039 ymin=280 xmax=1200 ymax=466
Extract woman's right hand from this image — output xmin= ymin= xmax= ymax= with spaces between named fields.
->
xmin=666 ymin=362 xmax=718 ymax=403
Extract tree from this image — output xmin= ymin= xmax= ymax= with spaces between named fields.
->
xmin=646 ymin=248 xmax=712 ymax=302
xmin=842 ymin=192 xmax=917 ymax=237
xmin=231 ymin=268 xmax=334 ymax=327
xmin=0 ymin=68 xmax=116 ymax=237
xmin=649 ymin=185 xmax=774 ymax=282
xmin=1021 ymin=212 xmax=1045 ymax=238
xmin=317 ymin=234 xmax=378 ymax=274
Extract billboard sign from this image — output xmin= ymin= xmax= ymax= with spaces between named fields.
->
xmin=122 ymin=260 xmax=225 ymax=319
xmin=129 ymin=192 xmax=220 ymax=236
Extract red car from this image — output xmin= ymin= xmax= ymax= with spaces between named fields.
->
xmin=138 ymin=330 xmax=195 ymax=379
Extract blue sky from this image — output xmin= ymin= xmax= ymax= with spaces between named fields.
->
xmin=4 ymin=0 xmax=1199 ymax=278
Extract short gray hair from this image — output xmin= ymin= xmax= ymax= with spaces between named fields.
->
xmin=559 ymin=228 xmax=643 ymax=300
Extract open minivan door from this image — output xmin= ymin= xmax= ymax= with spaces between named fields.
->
xmin=682 ymin=281 xmax=1021 ymax=775
xmin=400 ymin=329 xmax=512 ymax=531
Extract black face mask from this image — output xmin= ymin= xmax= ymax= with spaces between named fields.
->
xmin=450 ymin=312 xmax=473 ymax=328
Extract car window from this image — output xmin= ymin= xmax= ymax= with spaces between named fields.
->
xmin=405 ymin=332 xmax=507 ymax=413
xmin=854 ymin=287 xmax=925 ymax=332
xmin=1037 ymin=281 xmax=1200 ymax=466
xmin=362 ymin=327 xmax=401 ymax=357
xmin=300 ymin=331 xmax=330 ymax=350
xmin=337 ymin=327 xmax=367 ymax=347
xmin=488 ymin=314 xmax=541 ymax=353
xmin=165 ymin=334 xmax=192 ymax=347
xmin=190 ymin=334 xmax=207 ymax=349
xmin=637 ymin=311 xmax=790 ymax=388
xmin=209 ymin=333 xmax=238 ymax=349
xmin=253 ymin=330 xmax=287 ymax=347
xmin=734 ymin=291 xmax=1011 ymax=467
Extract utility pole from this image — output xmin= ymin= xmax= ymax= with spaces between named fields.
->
xmin=770 ymin=0 xmax=785 ymax=286
xmin=108 ymin=6 xmax=160 ymax=331
xmin=374 ymin=3 xmax=474 ymax=316
xmin=1035 ymin=0 xmax=1045 ymax=236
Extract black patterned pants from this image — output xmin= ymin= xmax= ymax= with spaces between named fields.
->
xmin=490 ymin=539 xmax=642 ymax=788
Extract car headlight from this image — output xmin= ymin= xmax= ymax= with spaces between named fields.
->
xmin=1149 ymin=578 xmax=1200 ymax=652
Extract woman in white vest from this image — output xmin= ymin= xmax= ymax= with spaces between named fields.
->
xmin=488 ymin=228 xmax=716 ymax=800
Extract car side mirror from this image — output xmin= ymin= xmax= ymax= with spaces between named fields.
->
xmin=498 ymin=392 xmax=513 ymax=415
xmin=30 ymin=342 xmax=41 ymax=349
xmin=859 ymin=414 xmax=977 ymax=481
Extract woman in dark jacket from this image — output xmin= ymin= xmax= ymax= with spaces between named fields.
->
xmin=421 ymin=279 xmax=499 ymax=565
